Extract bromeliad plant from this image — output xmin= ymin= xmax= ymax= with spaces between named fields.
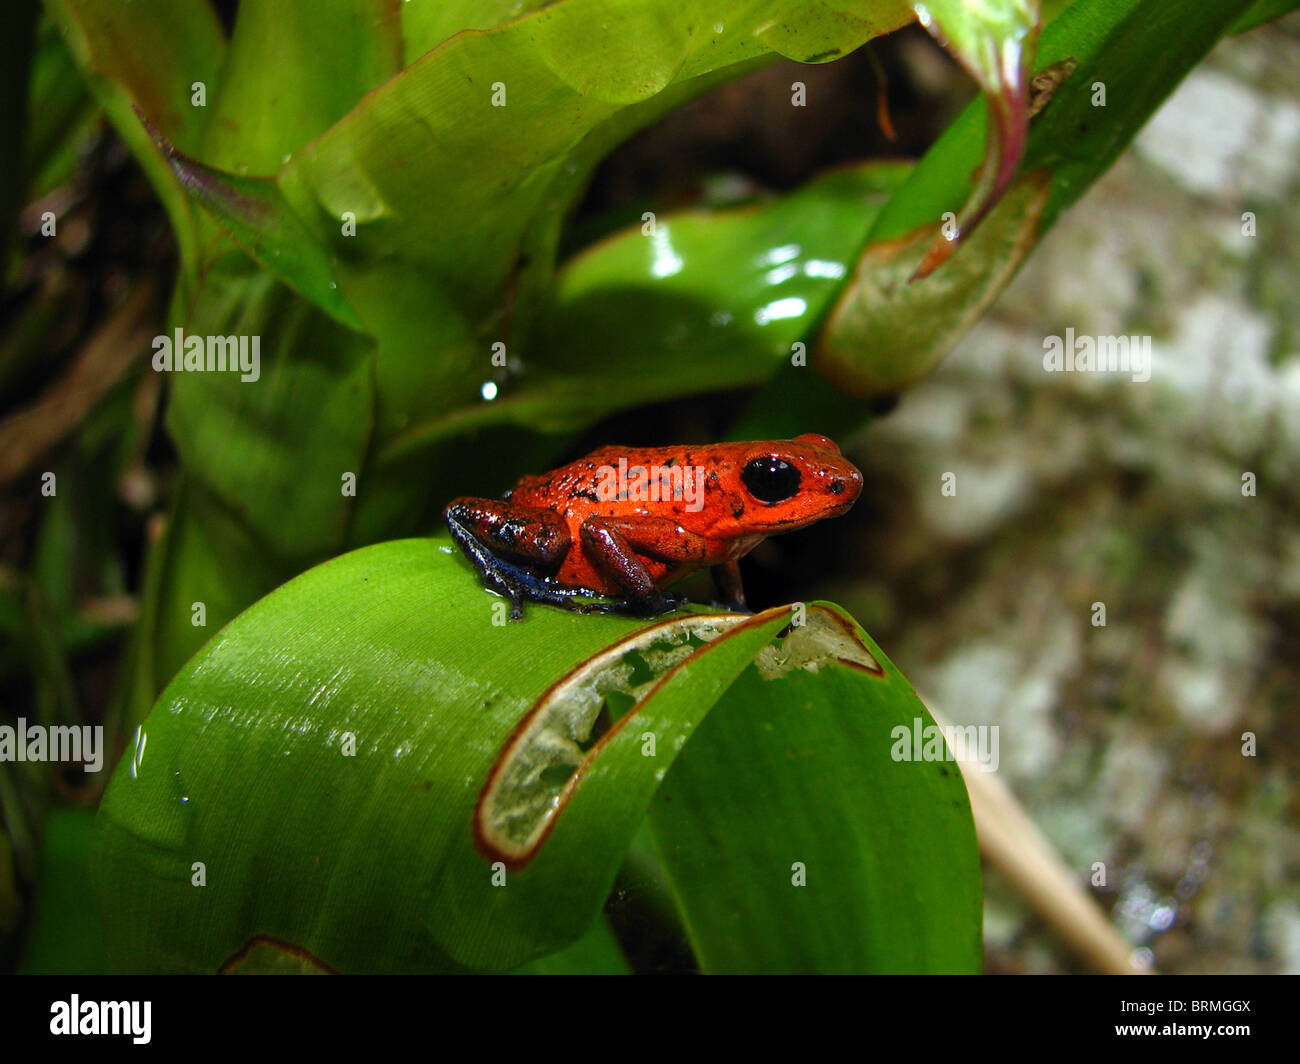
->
xmin=13 ymin=0 xmax=1292 ymax=971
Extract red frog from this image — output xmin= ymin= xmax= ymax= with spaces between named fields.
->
xmin=444 ymin=434 xmax=862 ymax=619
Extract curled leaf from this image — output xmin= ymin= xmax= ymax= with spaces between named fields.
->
xmin=817 ymin=171 xmax=1051 ymax=397
xmin=909 ymin=0 xmax=1040 ymax=278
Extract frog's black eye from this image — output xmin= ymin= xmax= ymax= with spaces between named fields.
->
xmin=741 ymin=456 xmax=801 ymax=504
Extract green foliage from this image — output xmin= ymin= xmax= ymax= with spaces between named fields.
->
xmin=43 ymin=0 xmax=1279 ymax=712
xmin=93 ymin=541 xmax=978 ymax=972
xmin=6 ymin=0 xmax=1294 ymax=973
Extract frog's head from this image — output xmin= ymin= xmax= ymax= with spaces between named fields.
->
xmin=721 ymin=433 xmax=863 ymax=533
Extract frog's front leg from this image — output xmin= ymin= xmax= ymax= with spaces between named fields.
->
xmin=445 ymin=497 xmax=577 ymax=619
xmin=579 ymin=515 xmax=710 ymax=617
xmin=710 ymin=559 xmax=751 ymax=614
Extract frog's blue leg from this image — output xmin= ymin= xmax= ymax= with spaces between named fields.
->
xmin=445 ymin=509 xmax=682 ymax=620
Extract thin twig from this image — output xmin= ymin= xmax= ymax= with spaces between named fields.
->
xmin=924 ymin=697 xmax=1151 ymax=974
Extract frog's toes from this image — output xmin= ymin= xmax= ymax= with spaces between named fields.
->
xmin=640 ymin=590 xmax=687 ymax=617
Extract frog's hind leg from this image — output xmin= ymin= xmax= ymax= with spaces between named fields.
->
xmin=579 ymin=516 xmax=708 ymax=618
xmin=446 ymin=513 xmax=640 ymax=617
xmin=444 ymin=498 xmax=574 ymax=619
xmin=445 ymin=501 xmax=697 ymax=619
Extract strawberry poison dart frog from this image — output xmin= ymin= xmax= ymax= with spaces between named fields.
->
xmin=444 ymin=434 xmax=863 ymax=619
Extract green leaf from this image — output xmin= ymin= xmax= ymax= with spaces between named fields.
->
xmin=276 ymin=0 xmax=914 ymax=327
xmin=162 ymin=260 xmax=375 ymax=558
xmin=817 ymin=0 xmax=1261 ymax=396
xmin=92 ymin=539 xmax=979 ymax=972
xmin=383 ymin=162 xmax=914 ymax=461
xmin=400 ymin=1 xmax=559 ymax=66
xmin=137 ymin=114 xmax=366 ymax=331
xmin=93 ymin=539 xmax=762 ymax=971
xmin=19 ymin=807 xmax=105 ymax=974
xmin=513 ymin=917 xmax=632 ymax=974
xmin=198 ymin=0 xmax=403 ymax=173
xmin=818 ymin=170 xmax=1051 ymax=396
xmin=650 ymin=651 xmax=981 ymax=972
xmin=1227 ymin=0 xmax=1300 ymax=35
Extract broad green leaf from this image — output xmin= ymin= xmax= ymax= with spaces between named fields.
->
xmin=198 ymin=0 xmax=403 ymax=173
xmin=650 ymin=638 xmax=981 ymax=973
xmin=539 ymin=163 xmax=915 ymax=406
xmin=92 ymin=539 xmax=978 ymax=972
xmin=383 ymin=162 xmax=914 ymax=461
xmin=94 ymin=539 xmax=774 ymax=971
xmin=266 ymin=0 xmax=913 ymax=353
xmin=163 ymin=260 xmax=375 ymax=558
xmin=401 ymin=0 xmax=559 ymax=66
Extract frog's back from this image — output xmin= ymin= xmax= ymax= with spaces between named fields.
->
xmin=508 ymin=444 xmax=723 ymax=525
